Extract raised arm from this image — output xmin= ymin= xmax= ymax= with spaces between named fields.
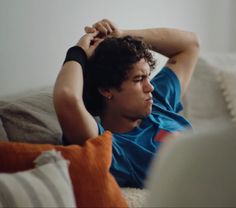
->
xmin=85 ymin=19 xmax=200 ymax=97
xmin=53 ymin=32 xmax=102 ymax=145
xmin=122 ymin=28 xmax=200 ymax=97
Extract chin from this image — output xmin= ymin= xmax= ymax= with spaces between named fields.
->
xmin=134 ymin=107 xmax=152 ymax=119
xmin=142 ymin=111 xmax=152 ymax=118
xmin=145 ymin=112 xmax=151 ymax=117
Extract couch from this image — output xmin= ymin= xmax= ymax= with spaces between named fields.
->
xmin=1 ymin=53 xmax=236 ymax=207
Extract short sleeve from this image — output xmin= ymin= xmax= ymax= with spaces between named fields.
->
xmin=151 ymin=67 xmax=183 ymax=113
xmin=97 ymin=122 xmax=105 ymax=135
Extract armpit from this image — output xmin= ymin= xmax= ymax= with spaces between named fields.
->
xmin=167 ymin=58 xmax=177 ymax=65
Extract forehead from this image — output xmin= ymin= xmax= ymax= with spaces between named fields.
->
xmin=127 ymin=58 xmax=151 ymax=78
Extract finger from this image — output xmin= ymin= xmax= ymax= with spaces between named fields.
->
xmin=102 ymin=22 xmax=113 ymax=34
xmin=94 ymin=38 xmax=104 ymax=45
xmin=84 ymin=26 xmax=96 ymax=34
xmin=93 ymin=22 xmax=108 ymax=35
xmin=81 ymin=33 xmax=94 ymax=42
xmin=89 ymin=30 xmax=99 ymax=37
xmin=99 ymin=20 xmax=114 ymax=34
xmin=83 ymin=31 xmax=99 ymax=40
xmin=93 ymin=37 xmax=103 ymax=42
xmin=91 ymin=38 xmax=104 ymax=50
xmin=102 ymin=19 xmax=116 ymax=31
xmin=78 ymin=31 xmax=99 ymax=47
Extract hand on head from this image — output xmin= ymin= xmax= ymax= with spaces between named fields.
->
xmin=77 ymin=19 xmax=122 ymax=58
xmin=85 ymin=19 xmax=122 ymax=39
xmin=76 ymin=31 xmax=103 ymax=58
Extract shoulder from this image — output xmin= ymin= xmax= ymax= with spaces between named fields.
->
xmin=151 ymin=67 xmax=183 ymax=112
xmin=151 ymin=66 xmax=181 ymax=96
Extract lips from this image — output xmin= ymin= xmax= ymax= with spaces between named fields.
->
xmin=145 ymin=97 xmax=153 ymax=103
xmin=145 ymin=96 xmax=153 ymax=101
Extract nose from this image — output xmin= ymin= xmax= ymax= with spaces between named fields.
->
xmin=144 ymin=79 xmax=154 ymax=93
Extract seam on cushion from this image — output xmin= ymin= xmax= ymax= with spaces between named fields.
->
xmin=217 ymin=71 xmax=236 ymax=123
xmin=0 ymin=116 xmax=9 ymax=140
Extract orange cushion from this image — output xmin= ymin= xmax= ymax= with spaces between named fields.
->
xmin=0 ymin=131 xmax=128 ymax=208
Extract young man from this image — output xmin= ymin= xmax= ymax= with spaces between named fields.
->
xmin=53 ymin=19 xmax=200 ymax=188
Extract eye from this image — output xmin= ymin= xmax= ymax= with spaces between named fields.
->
xmin=133 ymin=76 xmax=144 ymax=82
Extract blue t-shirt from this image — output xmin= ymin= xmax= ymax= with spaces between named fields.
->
xmin=97 ymin=67 xmax=191 ymax=188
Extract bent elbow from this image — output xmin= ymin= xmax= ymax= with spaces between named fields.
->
xmin=190 ymin=32 xmax=200 ymax=51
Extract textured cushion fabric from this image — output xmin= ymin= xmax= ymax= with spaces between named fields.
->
xmin=0 ymin=101 xmax=8 ymax=108
xmin=0 ymin=150 xmax=76 ymax=208
xmin=0 ymin=119 xmax=8 ymax=141
xmin=0 ymin=87 xmax=62 ymax=144
xmin=182 ymin=57 xmax=230 ymax=130
xmin=121 ymin=188 xmax=150 ymax=208
xmin=218 ymin=68 xmax=236 ymax=123
xmin=0 ymin=131 xmax=128 ymax=208
xmin=200 ymin=53 xmax=236 ymax=68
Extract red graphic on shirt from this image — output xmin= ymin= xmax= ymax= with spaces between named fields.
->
xmin=154 ymin=129 xmax=180 ymax=142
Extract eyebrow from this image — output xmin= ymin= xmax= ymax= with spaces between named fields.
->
xmin=132 ymin=72 xmax=151 ymax=79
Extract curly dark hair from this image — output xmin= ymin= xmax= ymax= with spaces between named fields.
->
xmin=83 ymin=36 xmax=156 ymax=116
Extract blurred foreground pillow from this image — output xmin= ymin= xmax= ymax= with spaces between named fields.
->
xmin=0 ymin=150 xmax=76 ymax=208
xmin=0 ymin=131 xmax=128 ymax=208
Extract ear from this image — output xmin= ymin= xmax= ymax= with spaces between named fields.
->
xmin=98 ymin=88 xmax=113 ymax=100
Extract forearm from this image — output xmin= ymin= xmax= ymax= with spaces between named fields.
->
xmin=121 ymin=28 xmax=199 ymax=58
xmin=53 ymin=61 xmax=99 ymax=145
xmin=54 ymin=61 xmax=84 ymax=106
xmin=54 ymin=44 xmax=89 ymax=103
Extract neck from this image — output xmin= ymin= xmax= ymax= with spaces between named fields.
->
xmin=100 ymin=112 xmax=142 ymax=133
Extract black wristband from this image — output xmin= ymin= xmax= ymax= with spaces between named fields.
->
xmin=63 ymin=46 xmax=87 ymax=70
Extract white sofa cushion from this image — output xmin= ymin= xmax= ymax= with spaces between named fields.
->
xmin=182 ymin=56 xmax=230 ymax=130
xmin=218 ymin=68 xmax=236 ymax=123
xmin=121 ymin=188 xmax=149 ymax=208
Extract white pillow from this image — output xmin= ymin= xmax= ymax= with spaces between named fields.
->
xmin=218 ymin=68 xmax=236 ymax=123
xmin=182 ymin=57 xmax=230 ymax=129
xmin=0 ymin=150 xmax=76 ymax=208
xmin=121 ymin=188 xmax=150 ymax=208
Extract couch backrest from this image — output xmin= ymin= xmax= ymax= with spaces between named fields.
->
xmin=182 ymin=53 xmax=236 ymax=130
xmin=0 ymin=87 xmax=62 ymax=144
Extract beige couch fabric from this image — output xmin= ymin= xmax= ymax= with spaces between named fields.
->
xmin=0 ymin=118 xmax=8 ymax=140
xmin=182 ymin=54 xmax=236 ymax=130
xmin=218 ymin=68 xmax=236 ymax=123
xmin=0 ymin=87 xmax=61 ymax=144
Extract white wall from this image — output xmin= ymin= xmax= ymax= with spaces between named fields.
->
xmin=0 ymin=0 xmax=235 ymax=97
